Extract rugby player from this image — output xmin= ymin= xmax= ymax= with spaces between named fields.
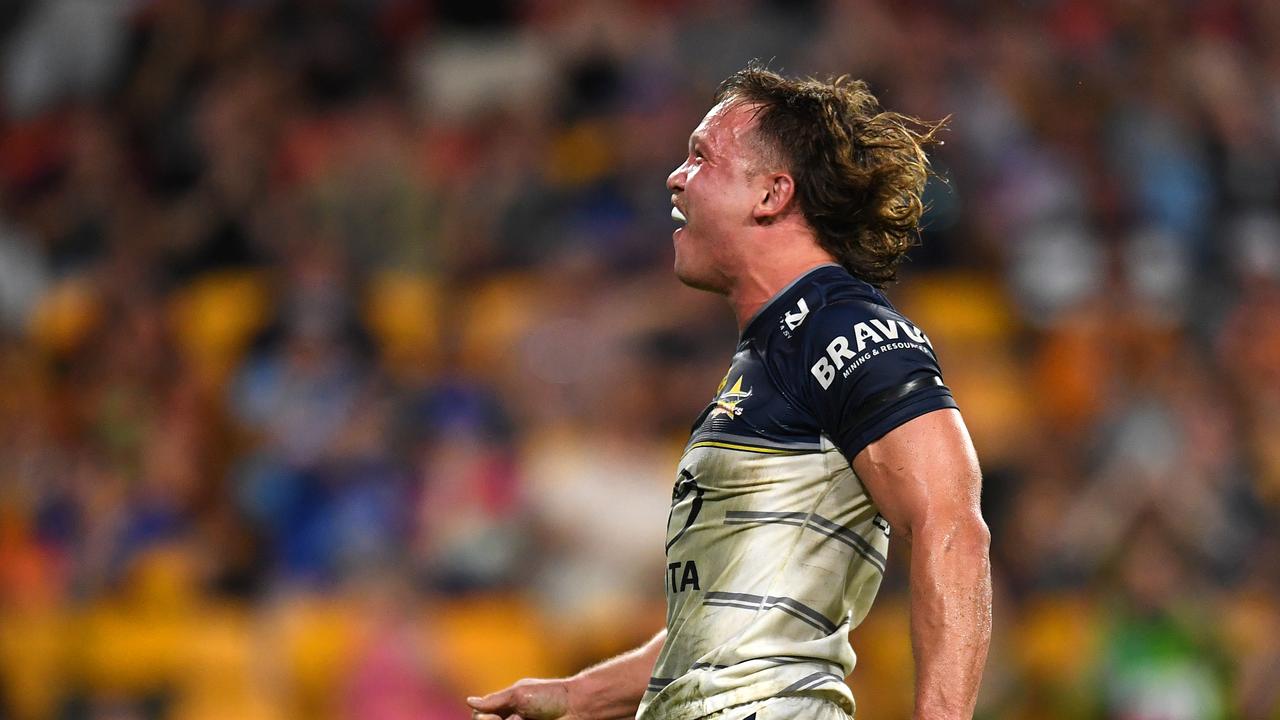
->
xmin=468 ymin=65 xmax=991 ymax=720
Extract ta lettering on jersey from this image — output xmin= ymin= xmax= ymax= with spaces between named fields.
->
xmin=666 ymin=560 xmax=701 ymax=593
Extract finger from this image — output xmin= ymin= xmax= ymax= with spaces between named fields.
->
xmin=471 ymin=715 xmax=502 ymax=720
xmin=467 ymin=690 xmax=513 ymax=712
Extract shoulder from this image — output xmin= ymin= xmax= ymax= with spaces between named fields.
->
xmin=753 ymin=267 xmax=955 ymax=458
xmin=792 ymin=291 xmax=955 ymax=458
xmin=799 ymin=296 xmax=937 ymax=390
xmin=760 ymin=271 xmax=937 ymax=388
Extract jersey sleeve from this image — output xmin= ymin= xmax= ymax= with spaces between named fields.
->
xmin=795 ymin=300 xmax=957 ymax=461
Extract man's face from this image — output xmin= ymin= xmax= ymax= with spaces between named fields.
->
xmin=666 ymin=99 xmax=768 ymax=293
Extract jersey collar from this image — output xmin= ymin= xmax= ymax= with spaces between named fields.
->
xmin=739 ymin=263 xmax=847 ymax=342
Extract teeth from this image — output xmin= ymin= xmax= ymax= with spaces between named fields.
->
xmin=671 ymin=206 xmax=687 ymax=223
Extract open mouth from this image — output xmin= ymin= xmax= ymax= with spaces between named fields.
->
xmin=671 ymin=206 xmax=687 ymax=224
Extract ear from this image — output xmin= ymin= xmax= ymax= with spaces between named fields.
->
xmin=752 ymin=172 xmax=796 ymax=224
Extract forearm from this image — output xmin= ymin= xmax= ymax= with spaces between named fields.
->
xmin=567 ymin=629 xmax=666 ymax=720
xmin=908 ymin=519 xmax=992 ymax=720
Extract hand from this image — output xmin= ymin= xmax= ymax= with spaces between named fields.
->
xmin=467 ymin=678 xmax=579 ymax=720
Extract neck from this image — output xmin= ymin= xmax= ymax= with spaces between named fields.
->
xmin=727 ymin=249 xmax=837 ymax=332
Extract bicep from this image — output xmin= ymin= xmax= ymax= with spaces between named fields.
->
xmin=850 ymin=408 xmax=983 ymax=540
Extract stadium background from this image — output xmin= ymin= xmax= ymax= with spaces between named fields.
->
xmin=1 ymin=0 xmax=1278 ymax=718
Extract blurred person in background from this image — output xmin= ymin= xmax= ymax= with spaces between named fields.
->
xmin=468 ymin=64 xmax=990 ymax=720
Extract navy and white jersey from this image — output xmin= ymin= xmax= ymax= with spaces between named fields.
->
xmin=638 ymin=264 xmax=956 ymax=720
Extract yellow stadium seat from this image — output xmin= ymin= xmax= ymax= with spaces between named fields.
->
xmin=168 ymin=270 xmax=271 ymax=386
xmin=1013 ymin=594 xmax=1100 ymax=684
xmin=896 ymin=273 xmax=1016 ymax=345
xmin=457 ymin=273 xmax=543 ymax=374
xmin=274 ymin=595 xmax=364 ymax=720
xmin=363 ymin=271 xmax=441 ymax=378
xmin=0 ymin=607 xmax=69 ymax=720
xmin=430 ymin=594 xmax=563 ymax=697
xmin=28 ymin=276 xmax=100 ymax=355
xmin=547 ymin=121 xmax=615 ymax=188
xmin=75 ymin=548 xmax=201 ymax=693
xmin=173 ymin=605 xmax=284 ymax=720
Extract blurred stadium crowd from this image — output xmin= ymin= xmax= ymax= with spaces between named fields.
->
xmin=1 ymin=0 xmax=1279 ymax=718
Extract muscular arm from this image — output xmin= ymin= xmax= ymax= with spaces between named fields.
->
xmin=852 ymin=409 xmax=991 ymax=720
xmin=468 ymin=629 xmax=666 ymax=720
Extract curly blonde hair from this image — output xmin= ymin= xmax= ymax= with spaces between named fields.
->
xmin=714 ymin=63 xmax=946 ymax=286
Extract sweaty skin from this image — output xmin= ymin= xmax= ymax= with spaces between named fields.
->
xmin=467 ymin=631 xmax=666 ymax=720
xmin=853 ymin=409 xmax=991 ymax=719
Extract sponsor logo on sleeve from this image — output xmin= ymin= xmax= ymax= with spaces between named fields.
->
xmin=779 ymin=298 xmax=810 ymax=337
xmin=810 ymin=318 xmax=932 ymax=389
